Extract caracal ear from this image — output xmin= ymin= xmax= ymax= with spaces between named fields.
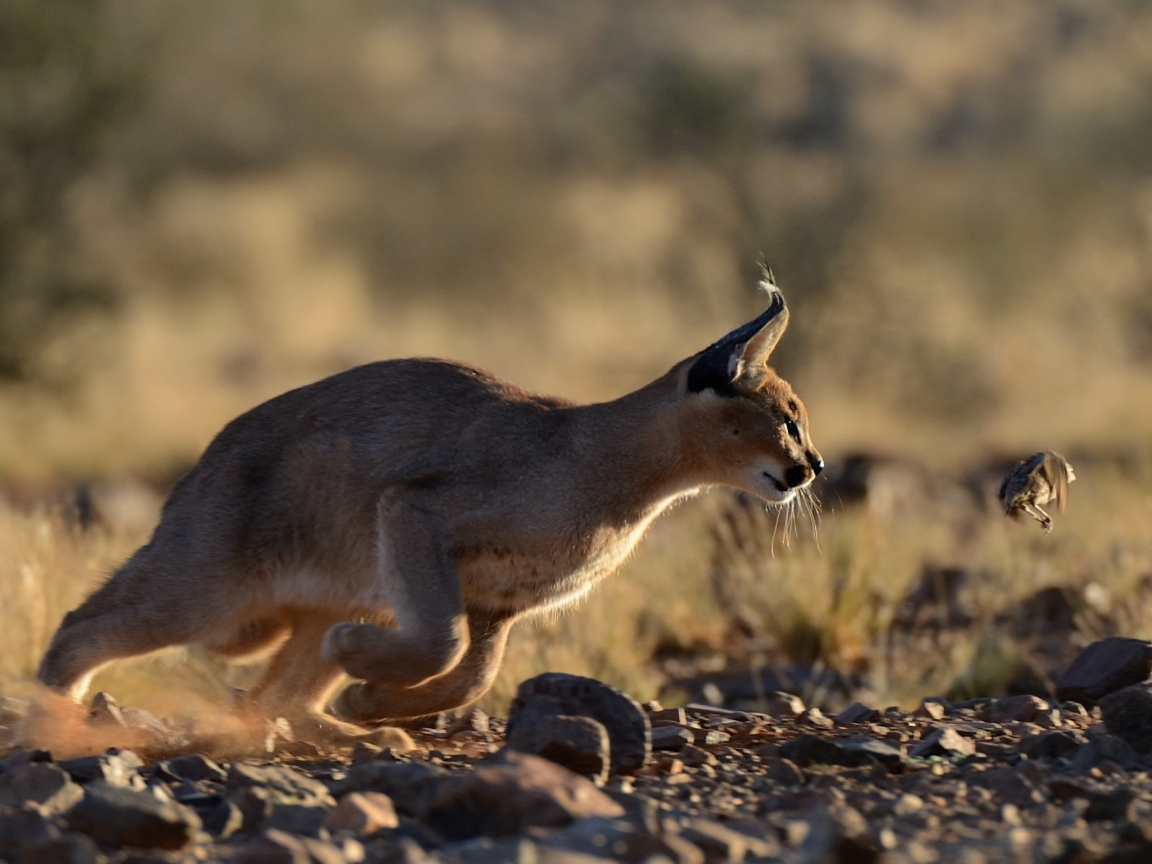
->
xmin=686 ymin=274 xmax=789 ymax=395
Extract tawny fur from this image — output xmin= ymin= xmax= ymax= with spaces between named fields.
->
xmin=37 ymin=281 xmax=821 ymax=739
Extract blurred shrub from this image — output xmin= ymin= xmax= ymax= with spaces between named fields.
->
xmin=0 ymin=0 xmax=137 ymax=381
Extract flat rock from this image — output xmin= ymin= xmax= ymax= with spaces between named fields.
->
xmin=17 ymin=832 xmax=101 ymax=864
xmin=1101 ymin=683 xmax=1152 ymax=753
xmin=507 ymin=673 xmax=650 ymax=774
xmin=542 ymin=816 xmax=704 ymax=864
xmin=988 ymin=695 xmax=1049 ymax=723
xmin=0 ymin=804 xmax=61 ymax=858
xmin=230 ymin=828 xmax=346 ymax=864
xmin=505 ymin=714 xmax=610 ymax=783
xmin=765 ymin=692 xmax=806 ymax=717
xmin=65 ymin=782 xmax=201 ymax=849
xmin=227 ymin=763 xmax=334 ymax=805
xmin=909 ymin=727 xmax=975 ymax=759
xmin=1055 ymin=637 xmax=1152 ymax=706
xmin=651 ymin=726 xmax=694 ymax=752
xmin=779 ymin=735 xmax=878 ymax=768
xmin=331 ymin=761 xmax=445 ymax=816
xmin=0 ymin=763 xmax=84 ymax=814
xmin=59 ymin=750 xmax=143 ymax=786
xmin=264 ymin=803 xmax=330 ymax=838
xmin=835 ymin=702 xmax=879 ymax=725
xmin=159 ymin=754 xmax=227 ymax=784
xmin=324 ymin=791 xmax=399 ymax=834
xmin=420 ymin=751 xmax=624 ymax=840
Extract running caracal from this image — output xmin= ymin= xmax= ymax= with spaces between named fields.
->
xmin=38 ymin=275 xmax=821 ymax=740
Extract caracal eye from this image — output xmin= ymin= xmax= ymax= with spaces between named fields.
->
xmin=785 ymin=419 xmax=801 ymax=441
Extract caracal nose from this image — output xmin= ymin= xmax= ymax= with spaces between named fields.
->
xmin=809 ymin=452 xmax=824 ymax=476
xmin=784 ymin=464 xmax=810 ymax=489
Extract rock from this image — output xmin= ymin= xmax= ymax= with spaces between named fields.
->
xmin=1071 ymin=733 xmax=1140 ymax=773
xmin=200 ymin=798 xmax=244 ymax=839
xmin=160 ymin=753 xmax=227 ymax=784
xmin=505 ymin=714 xmax=610 ymax=783
xmin=447 ymin=709 xmax=490 ymax=737
xmin=0 ymin=805 xmax=62 ymax=858
xmin=230 ymin=828 xmax=340 ymax=864
xmin=678 ymin=745 xmax=718 ymax=768
xmin=332 ymin=761 xmax=445 ymax=815
xmin=765 ymin=692 xmax=806 ymax=717
xmin=542 ymin=816 xmax=705 ymax=864
xmin=507 ymin=673 xmax=651 ymax=774
xmin=264 ymin=804 xmax=330 ymax=838
xmin=230 ymin=786 xmax=274 ymax=832
xmin=1101 ymin=683 xmax=1152 ymax=753
xmin=908 ymin=727 xmax=975 ymax=759
xmin=988 ymin=695 xmax=1049 ymax=723
xmin=420 ymin=751 xmax=624 ymax=840
xmin=324 ymin=791 xmax=399 ymax=834
xmin=762 ymin=757 xmax=805 ymax=785
xmin=649 ymin=707 xmax=687 ymax=725
xmin=1020 ymin=730 xmax=1083 ymax=761
xmin=65 ymin=782 xmax=201 ymax=849
xmin=796 ymin=807 xmax=878 ymax=864
xmin=441 ymin=836 xmax=541 ymax=864
xmin=834 ymin=702 xmax=879 ymax=725
xmin=1055 ymin=638 xmax=1152 ymax=706
xmin=914 ymin=698 xmax=949 ymax=720
xmin=59 ymin=750 xmax=143 ymax=786
xmin=968 ymin=767 xmax=1043 ymax=807
xmin=351 ymin=741 xmax=385 ymax=764
xmin=88 ymin=692 xmax=126 ymax=727
xmin=0 ymin=763 xmax=84 ymax=814
xmin=227 ymin=763 xmax=334 ymax=805
xmin=651 ymin=726 xmax=694 ymax=751
xmin=17 ymin=832 xmax=100 ymax=864
xmin=679 ymin=817 xmax=764 ymax=861
xmin=779 ymin=735 xmax=881 ymax=769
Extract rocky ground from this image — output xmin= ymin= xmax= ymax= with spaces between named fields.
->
xmin=4 ymin=638 xmax=1152 ymax=863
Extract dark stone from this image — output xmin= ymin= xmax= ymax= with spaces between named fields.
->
xmin=200 ymin=798 xmax=244 ymax=839
xmin=1056 ymin=638 xmax=1152 ymax=706
xmin=160 ymin=754 xmax=227 ymax=784
xmin=65 ymin=782 xmax=200 ymax=849
xmin=651 ymin=726 xmax=694 ymax=751
xmin=908 ymin=727 xmax=975 ymax=759
xmin=1071 ymin=734 xmax=1140 ymax=773
xmin=441 ymin=836 xmax=540 ymax=864
xmin=59 ymin=750 xmax=142 ymax=786
xmin=1101 ymin=683 xmax=1152 ymax=753
xmin=541 ymin=816 xmax=704 ymax=864
xmin=0 ymin=763 xmax=84 ymax=814
xmin=264 ymin=803 xmax=329 ymax=838
xmin=331 ymin=761 xmax=445 ymax=816
xmin=230 ymin=828 xmax=313 ymax=864
xmin=0 ymin=805 xmax=61 ymax=858
xmin=230 ymin=786 xmax=274 ymax=832
xmin=988 ymin=695 xmax=1049 ymax=723
xmin=227 ymin=763 xmax=333 ymax=805
xmin=1084 ymin=789 xmax=1137 ymax=822
xmin=1020 ymin=730 xmax=1084 ymax=761
xmin=835 ymin=702 xmax=879 ymax=725
xmin=17 ymin=832 xmax=100 ymax=864
xmin=507 ymin=673 xmax=651 ymax=774
xmin=839 ymin=738 xmax=909 ymax=771
xmin=420 ymin=751 xmax=624 ymax=841
xmin=779 ymin=735 xmax=877 ymax=768
xmin=505 ymin=714 xmax=610 ymax=783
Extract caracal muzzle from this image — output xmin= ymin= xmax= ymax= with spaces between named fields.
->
xmin=37 ymin=272 xmax=819 ymax=737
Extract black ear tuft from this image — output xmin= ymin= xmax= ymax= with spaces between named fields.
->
xmin=687 ymin=348 xmax=742 ymax=395
xmin=685 ymin=287 xmax=786 ymax=395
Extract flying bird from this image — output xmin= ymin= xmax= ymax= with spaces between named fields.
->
xmin=998 ymin=451 xmax=1075 ymax=533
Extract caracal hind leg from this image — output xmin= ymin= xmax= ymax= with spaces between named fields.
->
xmin=38 ymin=546 xmax=219 ymax=702
xmin=1023 ymin=502 xmax=1053 ymax=532
xmin=322 ymin=498 xmax=469 ymax=688
xmin=242 ymin=610 xmax=368 ymax=743
xmin=333 ymin=611 xmax=513 ymax=723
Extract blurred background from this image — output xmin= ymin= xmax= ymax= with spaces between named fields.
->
xmin=2 ymin=0 xmax=1152 ymax=720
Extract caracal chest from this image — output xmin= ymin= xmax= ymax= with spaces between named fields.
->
xmin=452 ymin=515 xmax=659 ymax=614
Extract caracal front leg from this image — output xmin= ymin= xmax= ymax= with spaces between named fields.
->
xmin=333 ymin=610 xmax=514 ymax=723
xmin=321 ymin=497 xmax=469 ymax=688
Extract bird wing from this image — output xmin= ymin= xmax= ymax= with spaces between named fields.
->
xmin=1040 ymin=451 xmax=1072 ymax=513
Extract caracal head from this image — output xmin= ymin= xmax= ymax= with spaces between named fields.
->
xmin=675 ymin=275 xmax=822 ymax=506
